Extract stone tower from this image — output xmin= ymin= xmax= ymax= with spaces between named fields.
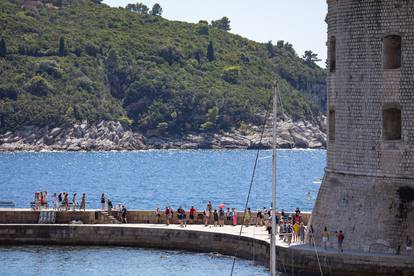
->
xmin=311 ymin=0 xmax=414 ymax=254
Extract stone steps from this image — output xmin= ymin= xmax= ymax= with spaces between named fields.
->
xmin=100 ymin=211 xmax=122 ymax=224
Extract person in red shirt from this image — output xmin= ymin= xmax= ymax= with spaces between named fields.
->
xmin=336 ymin=230 xmax=345 ymax=252
xmin=189 ymin=206 xmax=196 ymax=224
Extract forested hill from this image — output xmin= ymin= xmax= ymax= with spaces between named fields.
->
xmin=0 ymin=0 xmax=326 ymax=136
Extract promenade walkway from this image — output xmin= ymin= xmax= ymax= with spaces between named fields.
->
xmin=0 ymin=209 xmax=412 ymax=275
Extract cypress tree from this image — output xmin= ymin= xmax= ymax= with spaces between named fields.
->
xmin=0 ymin=38 xmax=6 ymax=58
xmin=207 ymin=41 xmax=215 ymax=62
xmin=58 ymin=36 xmax=65 ymax=56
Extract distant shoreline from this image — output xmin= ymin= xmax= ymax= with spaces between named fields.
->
xmin=0 ymin=119 xmax=327 ymax=152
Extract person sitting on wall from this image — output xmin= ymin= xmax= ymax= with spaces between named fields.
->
xmin=256 ymin=209 xmax=263 ymax=227
xmin=197 ymin=211 xmax=204 ymax=223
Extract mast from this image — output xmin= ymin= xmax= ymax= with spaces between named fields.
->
xmin=270 ymin=81 xmax=278 ymax=276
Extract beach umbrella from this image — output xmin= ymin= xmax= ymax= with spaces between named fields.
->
xmin=219 ymin=203 xmax=225 ymax=209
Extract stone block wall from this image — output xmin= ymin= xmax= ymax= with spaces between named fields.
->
xmin=311 ymin=0 xmax=414 ymax=254
xmin=0 ymin=210 xmax=311 ymax=226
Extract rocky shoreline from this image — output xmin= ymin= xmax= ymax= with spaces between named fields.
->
xmin=0 ymin=119 xmax=326 ymax=151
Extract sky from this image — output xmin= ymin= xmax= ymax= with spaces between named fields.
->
xmin=103 ymin=0 xmax=328 ymax=67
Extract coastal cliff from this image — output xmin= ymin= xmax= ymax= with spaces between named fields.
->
xmin=0 ymin=118 xmax=326 ymax=151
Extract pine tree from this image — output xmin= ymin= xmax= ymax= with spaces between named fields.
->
xmin=207 ymin=41 xmax=215 ymax=62
xmin=58 ymin=36 xmax=65 ymax=56
xmin=150 ymin=3 xmax=162 ymax=16
xmin=0 ymin=38 xmax=6 ymax=58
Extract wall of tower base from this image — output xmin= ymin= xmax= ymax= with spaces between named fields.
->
xmin=310 ymin=171 xmax=414 ymax=255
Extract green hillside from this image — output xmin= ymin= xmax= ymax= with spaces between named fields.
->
xmin=0 ymin=0 xmax=326 ymax=135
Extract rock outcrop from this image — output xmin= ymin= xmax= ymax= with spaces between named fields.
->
xmin=0 ymin=118 xmax=326 ymax=151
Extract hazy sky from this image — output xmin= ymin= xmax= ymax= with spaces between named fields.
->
xmin=103 ymin=0 xmax=328 ymax=67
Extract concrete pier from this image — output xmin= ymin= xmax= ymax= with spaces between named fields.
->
xmin=0 ymin=209 xmax=412 ymax=275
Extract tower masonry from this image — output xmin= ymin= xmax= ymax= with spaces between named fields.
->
xmin=311 ymin=0 xmax=414 ymax=254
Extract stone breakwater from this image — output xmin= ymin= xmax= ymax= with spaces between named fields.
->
xmin=0 ymin=119 xmax=326 ymax=151
xmin=0 ymin=223 xmax=412 ymax=275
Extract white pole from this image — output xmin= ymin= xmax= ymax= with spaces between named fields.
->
xmin=270 ymin=81 xmax=278 ymax=276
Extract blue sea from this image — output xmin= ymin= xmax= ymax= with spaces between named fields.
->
xmin=0 ymin=149 xmax=325 ymax=275
xmin=0 ymin=150 xmax=325 ymax=211
xmin=0 ymin=246 xmax=269 ymax=276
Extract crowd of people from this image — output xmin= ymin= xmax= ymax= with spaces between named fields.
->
xmin=161 ymin=202 xmax=241 ymax=228
xmin=32 ymin=191 xmax=86 ymax=211
xmin=29 ymin=195 xmax=413 ymax=255
xmin=100 ymin=193 xmax=128 ymax=223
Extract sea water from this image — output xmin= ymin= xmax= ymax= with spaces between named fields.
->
xmin=0 ymin=149 xmax=326 ymax=275
xmin=0 ymin=246 xmax=269 ymax=276
xmin=0 ymin=150 xmax=325 ymax=211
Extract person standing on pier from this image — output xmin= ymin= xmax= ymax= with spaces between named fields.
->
xmin=189 ymin=206 xmax=196 ymax=224
xmin=225 ymin=208 xmax=231 ymax=224
xmin=256 ymin=209 xmax=263 ymax=227
xmin=206 ymin=201 xmax=212 ymax=224
xmin=307 ymin=225 xmax=314 ymax=246
xmin=165 ymin=206 xmax=172 ymax=225
xmin=336 ymin=230 xmax=345 ymax=253
xmin=293 ymin=222 xmax=300 ymax=243
xmin=121 ymin=205 xmax=128 ymax=223
xmin=243 ymin=208 xmax=251 ymax=227
xmin=100 ymin=193 xmax=105 ymax=210
xmin=218 ymin=208 xmax=225 ymax=227
xmin=39 ymin=192 xmax=44 ymax=209
xmin=72 ymin=193 xmax=77 ymax=211
xmin=44 ymin=191 xmax=49 ymax=209
xmin=58 ymin=193 xmax=62 ymax=211
xmin=80 ymin=193 xmax=86 ymax=211
xmin=299 ymin=222 xmax=305 ymax=243
xmin=107 ymin=198 xmax=113 ymax=214
xmin=406 ymin=236 xmax=413 ymax=256
xmin=64 ymin=192 xmax=69 ymax=211
xmin=204 ymin=210 xmax=209 ymax=227
xmin=321 ymin=227 xmax=330 ymax=250
xmin=155 ymin=208 xmax=161 ymax=224
xmin=232 ymin=208 xmax=237 ymax=226
xmin=52 ymin=193 xmax=57 ymax=210
xmin=213 ymin=209 xmax=219 ymax=227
